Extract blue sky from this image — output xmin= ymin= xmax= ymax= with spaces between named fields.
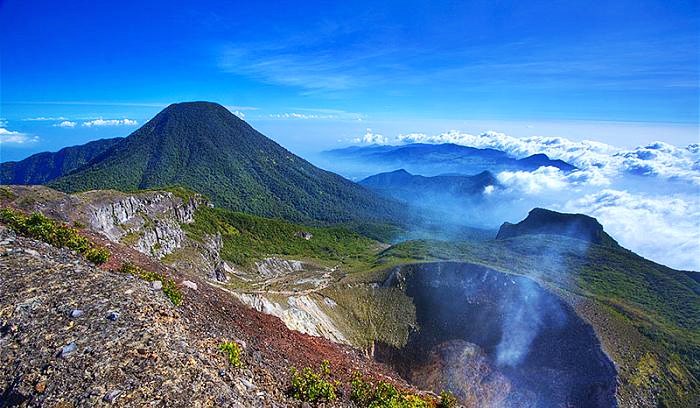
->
xmin=1 ymin=0 xmax=698 ymax=162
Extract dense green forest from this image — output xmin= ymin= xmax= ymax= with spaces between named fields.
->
xmin=46 ymin=102 xmax=405 ymax=224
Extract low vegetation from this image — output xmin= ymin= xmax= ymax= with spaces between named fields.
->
xmin=320 ymin=286 xmax=417 ymax=349
xmin=118 ymin=262 xmax=183 ymax=306
xmin=437 ymin=391 xmax=459 ymax=408
xmin=350 ymin=373 xmax=432 ymax=407
xmin=287 ymin=360 xmax=338 ymax=403
xmin=184 ymin=206 xmax=379 ymax=269
xmin=350 ymin=372 xmax=459 ymax=407
xmin=0 ymin=186 xmax=16 ymax=201
xmin=218 ymin=341 xmax=243 ymax=368
xmin=285 ymin=363 xmax=458 ymax=407
xmin=0 ymin=207 xmax=110 ymax=265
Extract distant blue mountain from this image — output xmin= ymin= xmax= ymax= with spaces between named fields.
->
xmin=1 ymin=138 xmax=123 ymax=185
xmin=323 ymin=143 xmax=576 ymax=178
xmin=359 ymin=169 xmax=498 ymax=202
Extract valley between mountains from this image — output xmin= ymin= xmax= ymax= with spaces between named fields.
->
xmin=1 ymin=102 xmax=698 ymax=407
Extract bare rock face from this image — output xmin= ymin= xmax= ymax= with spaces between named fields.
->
xmin=203 ymin=233 xmax=233 ymax=282
xmin=255 ymin=257 xmax=304 ymax=278
xmin=83 ymin=190 xmax=202 ymax=258
xmin=233 ymin=293 xmax=349 ymax=345
xmin=295 ymin=231 xmax=313 ymax=240
xmin=1 ymin=186 xmax=204 ymax=260
xmin=163 ymin=232 xmax=236 ymax=283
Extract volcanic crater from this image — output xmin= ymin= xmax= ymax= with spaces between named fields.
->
xmin=377 ymin=262 xmax=618 ymax=407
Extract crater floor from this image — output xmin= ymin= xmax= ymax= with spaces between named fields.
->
xmin=377 ymin=262 xmax=618 ymax=407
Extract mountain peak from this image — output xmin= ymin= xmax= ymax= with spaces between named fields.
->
xmin=496 ymin=208 xmax=617 ymax=246
xmin=44 ymin=102 xmax=404 ymax=224
xmin=154 ymin=101 xmax=245 ymax=125
xmin=162 ymin=101 xmax=232 ymax=113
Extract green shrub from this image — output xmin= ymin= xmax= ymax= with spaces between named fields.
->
xmin=118 ymin=262 xmax=183 ymax=306
xmin=0 ymin=187 xmax=16 ymax=200
xmin=437 ymin=391 xmax=458 ymax=408
xmin=288 ymin=360 xmax=338 ymax=403
xmin=350 ymin=372 xmax=433 ymax=408
xmin=0 ymin=207 xmax=110 ymax=265
xmin=219 ymin=341 xmax=243 ymax=368
xmin=162 ymin=280 xmax=183 ymax=306
xmin=84 ymin=247 xmax=110 ymax=264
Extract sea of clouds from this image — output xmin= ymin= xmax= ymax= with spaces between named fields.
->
xmin=381 ymin=131 xmax=700 ymax=271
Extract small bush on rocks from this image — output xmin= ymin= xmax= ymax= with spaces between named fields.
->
xmin=118 ymin=262 xmax=183 ymax=306
xmin=350 ymin=372 xmax=434 ymax=408
xmin=219 ymin=341 xmax=243 ymax=368
xmin=437 ymin=391 xmax=458 ymax=408
xmin=84 ymin=247 xmax=111 ymax=264
xmin=0 ymin=207 xmax=110 ymax=265
xmin=288 ymin=360 xmax=338 ymax=403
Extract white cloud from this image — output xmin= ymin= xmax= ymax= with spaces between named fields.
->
xmin=82 ymin=118 xmax=138 ymax=127
xmin=269 ymin=112 xmax=337 ymax=119
xmin=563 ymin=190 xmax=700 ymax=271
xmin=373 ymin=129 xmax=700 ymax=270
xmin=53 ymin=120 xmax=77 ymax=128
xmin=268 ymin=108 xmax=363 ymax=121
xmin=0 ymin=128 xmax=38 ymax=144
xmin=231 ymin=110 xmax=245 ymax=119
xmin=397 ymin=130 xmax=700 ymax=185
xmin=497 ymin=167 xmax=575 ymax=194
xmin=398 ymin=130 xmax=618 ymax=167
xmin=614 ymin=142 xmax=700 ymax=184
xmin=353 ymin=128 xmax=388 ymax=145
xmin=22 ymin=116 xmax=69 ymax=121
xmin=497 ymin=166 xmax=610 ymax=194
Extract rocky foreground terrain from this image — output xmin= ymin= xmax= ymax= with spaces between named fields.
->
xmin=0 ymin=225 xmax=412 ymax=407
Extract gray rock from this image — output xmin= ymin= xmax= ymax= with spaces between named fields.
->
xmin=88 ymin=192 xmax=202 ymax=259
xmin=295 ymin=231 xmax=313 ymax=240
xmin=151 ymin=280 xmax=163 ymax=290
xmin=61 ymin=342 xmax=77 ymax=358
xmin=23 ymin=248 xmax=40 ymax=257
xmin=106 ymin=311 xmax=120 ymax=321
xmin=182 ymin=280 xmax=197 ymax=290
xmin=239 ymin=377 xmax=256 ymax=390
xmin=70 ymin=309 xmax=84 ymax=318
xmin=103 ymin=389 xmax=122 ymax=403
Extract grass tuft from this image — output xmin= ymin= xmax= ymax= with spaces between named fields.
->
xmin=118 ymin=262 xmax=183 ymax=306
xmin=219 ymin=341 xmax=243 ymax=368
xmin=288 ymin=360 xmax=338 ymax=403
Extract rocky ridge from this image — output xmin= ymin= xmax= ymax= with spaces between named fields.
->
xmin=2 ymin=186 xmax=356 ymax=352
xmin=0 ymin=224 xmax=415 ymax=406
